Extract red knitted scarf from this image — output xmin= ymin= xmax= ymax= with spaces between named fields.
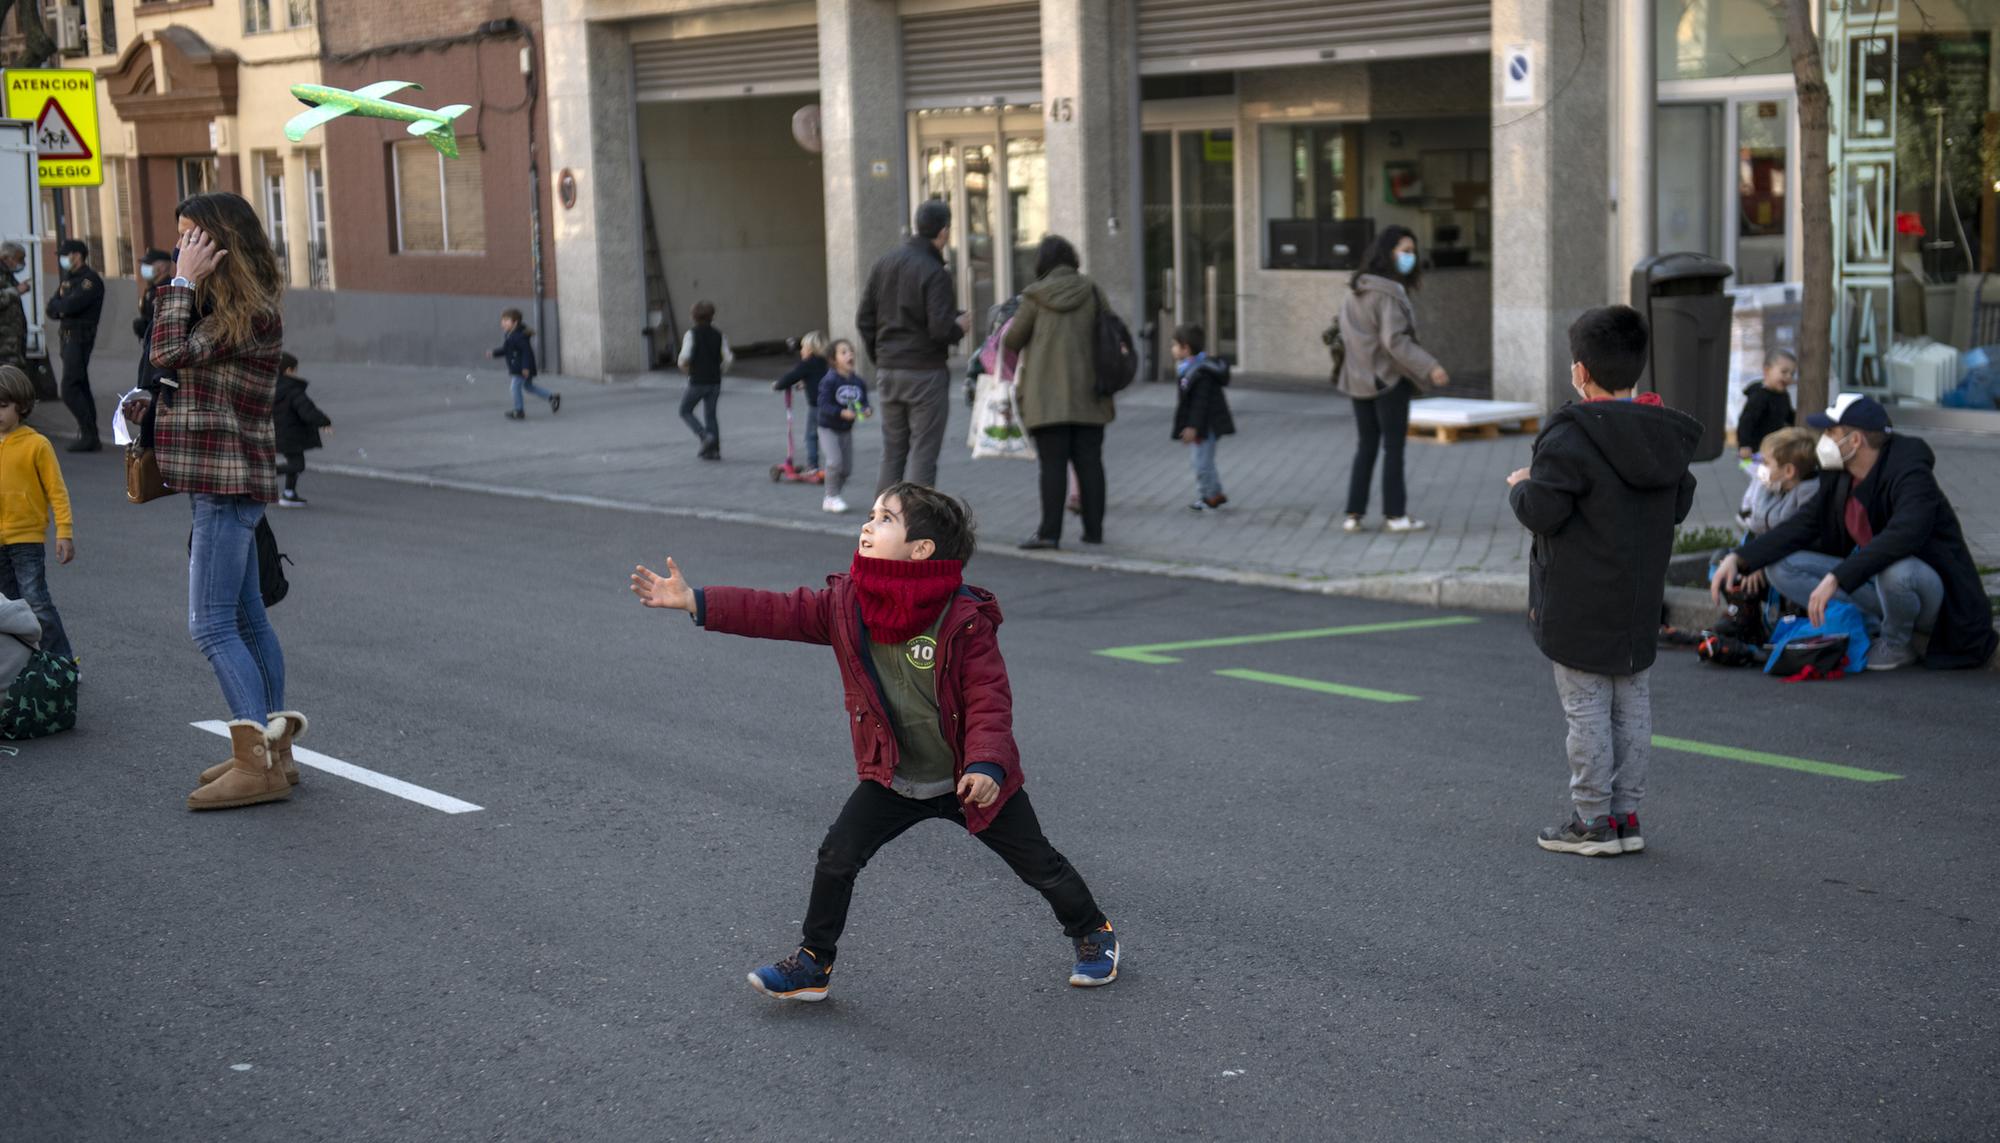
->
xmin=851 ymin=554 xmax=964 ymax=643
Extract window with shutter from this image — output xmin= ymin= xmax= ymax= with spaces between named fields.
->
xmin=393 ymin=139 xmax=484 ymax=254
xmin=442 ymin=142 xmax=486 ymax=253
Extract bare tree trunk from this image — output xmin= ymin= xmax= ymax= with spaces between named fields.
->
xmin=1 ymin=0 xmax=60 ymax=67
xmin=1783 ymin=0 xmax=1834 ymax=415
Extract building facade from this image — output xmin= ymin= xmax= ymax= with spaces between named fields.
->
xmin=308 ymin=0 xmax=558 ymax=368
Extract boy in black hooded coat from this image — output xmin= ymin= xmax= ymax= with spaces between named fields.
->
xmin=273 ymin=353 xmax=332 ymax=507
xmin=1508 ymin=306 xmax=1702 ymax=859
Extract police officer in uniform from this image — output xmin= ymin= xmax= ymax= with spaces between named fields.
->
xmin=45 ymin=238 xmax=104 ymax=452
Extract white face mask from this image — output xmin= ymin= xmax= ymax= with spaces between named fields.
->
xmin=1815 ymin=432 xmax=1848 ymax=471
xmin=1752 ymin=462 xmax=1774 ymax=487
xmin=57 ymin=256 xmax=72 ymax=272
xmin=140 ymin=264 xmax=156 ymax=282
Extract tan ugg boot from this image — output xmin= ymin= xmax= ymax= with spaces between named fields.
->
xmin=186 ymin=720 xmax=290 ymax=811
xmin=199 ymin=711 xmax=304 ymax=786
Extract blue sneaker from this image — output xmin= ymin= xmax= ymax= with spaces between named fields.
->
xmin=1069 ymin=925 xmax=1120 ymax=987
xmin=747 ymin=947 xmax=833 ymax=1001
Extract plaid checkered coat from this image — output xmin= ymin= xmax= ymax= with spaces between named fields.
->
xmin=148 ymin=286 xmax=283 ymax=503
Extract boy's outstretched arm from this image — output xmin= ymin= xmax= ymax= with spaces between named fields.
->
xmin=635 ymin=557 xmax=838 ymax=646
xmin=631 ymin=557 xmax=696 ymax=613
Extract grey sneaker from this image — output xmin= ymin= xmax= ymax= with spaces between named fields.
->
xmin=1866 ymin=646 xmax=1918 ymax=671
xmin=1536 ymin=814 xmax=1622 ymax=857
xmin=1614 ymin=812 xmax=1644 ymax=854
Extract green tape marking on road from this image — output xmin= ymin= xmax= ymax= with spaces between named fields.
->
xmin=1096 ymin=616 xmax=1481 ymax=665
xmin=1651 ymin=736 xmax=1904 ymax=783
xmin=1215 ymin=668 xmax=1422 ymax=704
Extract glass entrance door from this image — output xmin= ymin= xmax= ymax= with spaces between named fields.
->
xmin=1656 ymin=93 xmax=1795 ymax=284
xmin=1142 ymin=124 xmax=1238 ymax=370
xmin=915 ymin=110 xmax=1045 ymax=340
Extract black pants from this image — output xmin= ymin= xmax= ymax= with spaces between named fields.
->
xmin=280 ymin=451 xmax=305 ymax=493
xmin=678 ymin=383 xmax=720 ymax=445
xmin=1346 ymin=379 xmax=1415 ymax=518
xmin=802 ymin=782 xmax=1106 ymax=961
xmin=1030 ymin=424 xmax=1105 ymax=543
xmin=60 ymin=330 xmax=97 ymax=440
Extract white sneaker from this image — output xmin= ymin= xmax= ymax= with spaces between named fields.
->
xmin=1385 ymin=516 xmax=1428 ymax=533
xmin=1341 ymin=515 xmax=1364 ymax=534
xmin=823 ymin=496 xmax=848 ymax=514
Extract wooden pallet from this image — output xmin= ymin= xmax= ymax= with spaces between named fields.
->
xmin=1408 ymin=417 xmax=1539 ymax=445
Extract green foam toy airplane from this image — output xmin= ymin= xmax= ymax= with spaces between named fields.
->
xmin=286 ymin=81 xmax=472 ymax=158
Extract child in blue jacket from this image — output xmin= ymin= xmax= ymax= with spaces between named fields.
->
xmin=817 ymin=339 xmax=872 ymax=514
xmin=490 ymin=308 xmax=559 ymax=420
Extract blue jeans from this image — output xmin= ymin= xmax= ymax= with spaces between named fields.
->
xmin=1190 ymin=433 xmax=1223 ymax=501
xmin=510 ymin=373 xmax=554 ymax=412
xmin=188 ymin=495 xmax=285 ymax=721
xmin=1764 ymin=550 xmax=1945 ymax=659
xmin=0 ymin=543 xmax=73 ymax=661
xmin=680 ymin=383 xmax=720 ymax=444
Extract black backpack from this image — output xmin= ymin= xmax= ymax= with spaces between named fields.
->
xmin=1322 ymin=315 xmax=1346 ymax=385
xmin=1091 ymin=290 xmax=1138 ymax=398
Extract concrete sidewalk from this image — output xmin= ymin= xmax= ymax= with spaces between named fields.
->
xmin=82 ymin=355 xmax=2000 ymax=608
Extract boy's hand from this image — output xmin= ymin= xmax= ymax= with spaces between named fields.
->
xmin=1180 ymin=427 xmax=1198 ymax=444
xmin=956 ymin=771 xmax=999 ymax=808
xmin=485 ymin=350 xmax=496 ymax=358
xmin=1506 ymin=466 xmax=1531 ymax=488
xmin=630 ymin=557 xmax=695 ymax=613
xmin=54 ymin=538 xmax=74 ymax=565
xmin=840 ymin=409 xmax=856 ymax=421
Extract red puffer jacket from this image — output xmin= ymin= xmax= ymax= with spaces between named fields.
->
xmin=699 ymin=576 xmax=1023 ymax=833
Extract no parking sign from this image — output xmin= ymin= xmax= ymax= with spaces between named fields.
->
xmin=1502 ymin=44 xmax=1534 ymax=106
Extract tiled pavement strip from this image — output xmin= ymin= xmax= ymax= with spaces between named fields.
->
xmin=101 ymin=354 xmax=1998 ymax=603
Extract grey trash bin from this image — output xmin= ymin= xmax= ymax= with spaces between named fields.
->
xmin=1630 ymin=253 xmax=1734 ymax=463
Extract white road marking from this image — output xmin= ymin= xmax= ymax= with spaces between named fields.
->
xmin=190 ymin=721 xmax=483 ymax=814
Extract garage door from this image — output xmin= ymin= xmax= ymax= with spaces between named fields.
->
xmin=902 ymin=3 xmax=1042 ymax=108
xmin=1138 ymin=0 xmax=1488 ymax=73
xmin=633 ymin=24 xmax=819 ymax=102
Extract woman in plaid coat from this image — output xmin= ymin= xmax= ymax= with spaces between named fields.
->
xmin=145 ymin=192 xmax=303 ymax=812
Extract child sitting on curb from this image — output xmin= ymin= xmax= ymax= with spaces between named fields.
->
xmin=629 ymin=482 xmax=1120 ymax=1000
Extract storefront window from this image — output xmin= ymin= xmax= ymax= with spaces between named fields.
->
xmin=1657 ymin=0 xmax=1789 ymax=81
xmin=1258 ymin=122 xmax=1363 ymax=270
xmin=1736 ymin=98 xmax=1789 ymax=284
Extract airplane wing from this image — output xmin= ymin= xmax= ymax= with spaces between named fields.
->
xmin=284 ymin=104 xmax=351 ymax=142
xmin=353 ymin=80 xmax=421 ymax=100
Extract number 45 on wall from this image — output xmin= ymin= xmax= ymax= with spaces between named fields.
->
xmin=1048 ymin=97 xmax=1075 ymax=123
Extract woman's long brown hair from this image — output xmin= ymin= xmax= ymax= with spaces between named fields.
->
xmin=174 ymin=192 xmax=283 ymax=351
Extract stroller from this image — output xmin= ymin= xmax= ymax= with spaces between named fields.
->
xmin=769 ymin=387 xmax=824 ymax=485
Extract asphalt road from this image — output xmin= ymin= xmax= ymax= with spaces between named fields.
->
xmin=4 ymin=440 xmax=1997 ymax=1142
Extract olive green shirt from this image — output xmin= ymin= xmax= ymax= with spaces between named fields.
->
xmin=867 ymin=613 xmax=955 ymax=798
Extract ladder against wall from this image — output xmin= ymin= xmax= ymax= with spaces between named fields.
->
xmin=640 ymin=171 xmax=679 ymax=368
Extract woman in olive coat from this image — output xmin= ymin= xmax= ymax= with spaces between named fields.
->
xmin=1004 ymin=235 xmax=1115 ymax=549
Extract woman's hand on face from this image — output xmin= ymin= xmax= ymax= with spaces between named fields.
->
xmin=174 ymin=229 xmax=229 ymax=285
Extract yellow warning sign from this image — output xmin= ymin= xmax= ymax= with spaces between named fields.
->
xmin=3 ymin=69 xmax=101 ymax=187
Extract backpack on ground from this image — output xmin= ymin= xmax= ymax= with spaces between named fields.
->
xmin=1 ymin=647 xmax=79 ymax=740
xmin=1322 ymin=315 xmax=1346 ymax=385
xmin=1091 ymin=289 xmax=1138 ymax=397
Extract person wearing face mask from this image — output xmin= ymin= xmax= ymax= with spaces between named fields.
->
xmin=132 ymin=249 xmax=176 ymax=399
xmin=0 ymin=242 xmax=31 ymax=377
xmin=1337 ymin=225 xmax=1451 ymax=534
xmin=43 ymin=239 xmax=104 ymax=453
xmin=1714 ymin=394 xmax=1997 ymax=670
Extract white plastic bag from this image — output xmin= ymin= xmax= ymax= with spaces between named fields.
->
xmin=968 ymin=374 xmax=1036 ymax=461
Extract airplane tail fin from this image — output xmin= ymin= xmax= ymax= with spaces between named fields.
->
xmin=419 ymin=104 xmax=473 ymax=158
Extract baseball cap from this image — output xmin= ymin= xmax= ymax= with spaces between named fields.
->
xmin=1806 ymin=392 xmax=1891 ymax=432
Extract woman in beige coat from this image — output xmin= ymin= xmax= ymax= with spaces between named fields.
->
xmin=1337 ymin=225 xmax=1449 ymax=533
xmin=1005 ymin=235 xmax=1114 ymax=549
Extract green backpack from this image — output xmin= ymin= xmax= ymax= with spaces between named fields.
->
xmin=1 ymin=646 xmax=79 ymax=740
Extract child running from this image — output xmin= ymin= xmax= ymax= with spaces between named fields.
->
xmin=0 ymin=366 xmax=76 ymax=662
xmin=1170 ymin=323 xmax=1234 ymax=511
xmin=677 ymin=300 xmax=732 ymax=460
xmin=629 ymin=482 xmax=1120 ymax=1000
xmin=490 ymin=308 xmax=558 ymax=421
xmin=817 ymin=339 xmax=872 ymax=514
xmin=1507 ymin=306 xmax=1700 ymax=858
xmin=273 ymin=353 xmax=333 ymax=508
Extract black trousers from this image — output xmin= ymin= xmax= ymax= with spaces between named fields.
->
xmin=280 ymin=451 xmax=306 ymax=492
xmin=802 ymin=782 xmax=1106 ymax=961
xmin=1345 ymin=379 xmax=1415 ymax=518
xmin=60 ymin=329 xmax=97 ymax=439
xmin=1029 ymin=423 xmax=1105 ymax=543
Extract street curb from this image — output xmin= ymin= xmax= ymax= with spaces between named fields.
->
xmin=315 ymin=462 xmax=2000 ymax=671
xmin=314 ymin=462 xmax=1534 ymax=610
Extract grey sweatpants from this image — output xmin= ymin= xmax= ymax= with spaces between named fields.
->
xmin=874 ymin=366 xmax=951 ymax=492
xmin=1551 ymin=664 xmax=1652 ymax=822
xmin=818 ymin=427 xmax=854 ymax=498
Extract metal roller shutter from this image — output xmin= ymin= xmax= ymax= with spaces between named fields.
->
xmin=902 ymin=4 xmax=1042 ymax=108
xmin=1138 ymin=0 xmax=1488 ymax=73
xmin=632 ymin=25 xmax=819 ymax=102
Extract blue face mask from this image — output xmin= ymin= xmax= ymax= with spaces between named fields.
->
xmin=1394 ymin=250 xmax=1417 ymax=276
xmin=140 ymin=264 xmax=156 ymax=282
